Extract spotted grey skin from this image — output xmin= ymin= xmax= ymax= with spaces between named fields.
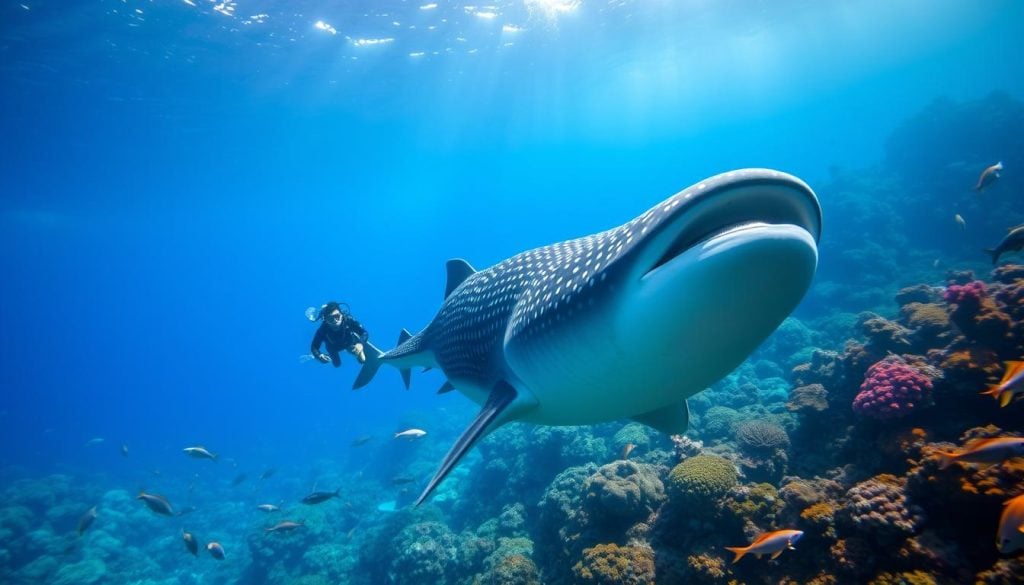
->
xmin=354 ymin=168 xmax=822 ymax=505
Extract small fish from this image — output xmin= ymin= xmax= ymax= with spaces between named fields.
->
xmin=230 ymin=473 xmax=247 ymax=487
xmin=932 ymin=258 xmax=941 ymax=268
xmin=998 ymin=493 xmax=1024 ymax=553
xmin=265 ymin=520 xmax=305 ymax=533
xmin=394 ymin=429 xmax=427 ymax=439
xmin=182 ymin=531 xmax=199 ymax=556
xmin=621 ymin=443 xmax=636 ymax=460
xmin=183 ymin=446 xmax=218 ymax=462
xmin=985 ymin=225 xmax=1024 ymax=265
xmin=936 ymin=437 xmax=1024 ymax=469
xmin=120 ymin=444 xmax=129 ymax=457
xmin=176 ymin=505 xmax=197 ymax=516
xmin=84 ymin=437 xmax=105 ymax=447
xmin=77 ymin=506 xmax=98 ymax=535
xmin=955 ymin=214 xmax=966 ymax=231
xmin=975 ymin=161 xmax=1003 ymax=192
xmin=207 ymin=541 xmax=226 ymax=560
xmin=391 ymin=476 xmax=417 ymax=485
xmin=137 ymin=491 xmax=175 ymax=516
xmin=351 ymin=435 xmax=374 ymax=447
xmin=259 ymin=468 xmax=277 ymax=480
xmin=724 ymin=529 xmax=804 ymax=563
xmin=980 ymin=361 xmax=1024 ymax=407
xmin=301 ymin=488 xmax=340 ymax=505
xmin=256 ymin=504 xmax=281 ymax=513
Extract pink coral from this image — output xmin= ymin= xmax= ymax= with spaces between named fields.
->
xmin=852 ymin=357 xmax=933 ymax=420
xmin=943 ymin=280 xmax=987 ymax=308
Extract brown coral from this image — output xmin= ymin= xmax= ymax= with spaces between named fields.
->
xmin=787 ymin=383 xmax=829 ymax=414
xmin=571 ymin=543 xmax=655 ymax=585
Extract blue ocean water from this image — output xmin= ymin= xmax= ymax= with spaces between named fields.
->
xmin=2 ymin=1 xmax=1024 ymax=584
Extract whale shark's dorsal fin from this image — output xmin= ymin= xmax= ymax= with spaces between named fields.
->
xmin=445 ymin=259 xmax=477 ymax=299
xmin=629 ymin=400 xmax=690 ymax=435
xmin=415 ymin=380 xmax=518 ymax=506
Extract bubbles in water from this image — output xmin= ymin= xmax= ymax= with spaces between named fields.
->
xmin=298 ymin=354 xmax=316 ymax=364
xmin=304 ymin=306 xmax=319 ymax=322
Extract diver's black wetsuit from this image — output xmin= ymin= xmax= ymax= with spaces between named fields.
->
xmin=311 ymin=318 xmax=369 ymax=367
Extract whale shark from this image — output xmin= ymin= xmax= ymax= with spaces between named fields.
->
xmin=354 ymin=168 xmax=821 ymax=505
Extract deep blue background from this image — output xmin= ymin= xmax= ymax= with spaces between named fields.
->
xmin=2 ymin=0 xmax=1022 ymax=476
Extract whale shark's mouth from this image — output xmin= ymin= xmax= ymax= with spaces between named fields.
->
xmin=645 ymin=172 xmax=821 ymax=276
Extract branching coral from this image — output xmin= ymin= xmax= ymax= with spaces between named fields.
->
xmin=735 ymin=420 xmax=790 ymax=454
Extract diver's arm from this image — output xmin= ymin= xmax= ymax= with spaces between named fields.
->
xmin=348 ymin=320 xmax=369 ymax=345
xmin=310 ymin=327 xmax=330 ymax=363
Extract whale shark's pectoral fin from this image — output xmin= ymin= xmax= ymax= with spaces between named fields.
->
xmin=630 ymin=400 xmax=690 ymax=435
xmin=437 ymin=381 xmax=456 ymax=394
xmin=415 ymin=380 xmax=533 ymax=506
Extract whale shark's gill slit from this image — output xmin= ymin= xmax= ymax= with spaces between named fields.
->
xmin=414 ymin=381 xmax=518 ymax=507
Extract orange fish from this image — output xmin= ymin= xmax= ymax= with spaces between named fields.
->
xmin=724 ymin=529 xmax=803 ymax=563
xmin=974 ymin=161 xmax=1003 ymax=192
xmin=997 ymin=493 xmax=1024 ymax=553
xmin=936 ymin=437 xmax=1024 ymax=470
xmin=621 ymin=443 xmax=636 ymax=460
xmin=980 ymin=361 xmax=1024 ymax=407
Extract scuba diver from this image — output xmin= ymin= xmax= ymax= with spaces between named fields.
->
xmin=309 ymin=302 xmax=369 ymax=367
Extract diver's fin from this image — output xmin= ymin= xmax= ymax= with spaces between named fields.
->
xmin=397 ymin=329 xmax=413 ymax=390
xmin=437 ymin=381 xmax=456 ymax=394
xmin=415 ymin=380 xmax=518 ymax=506
xmin=352 ymin=341 xmax=385 ymax=390
xmin=630 ymin=400 xmax=690 ymax=435
xmin=444 ymin=259 xmax=477 ymax=299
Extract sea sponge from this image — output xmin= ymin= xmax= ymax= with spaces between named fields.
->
xmin=901 ymin=302 xmax=950 ymax=333
xmin=735 ymin=420 xmax=790 ymax=454
xmin=475 ymin=537 xmax=539 ymax=585
xmin=852 ymin=356 xmax=934 ymax=420
xmin=388 ymin=521 xmax=459 ymax=584
xmin=722 ymin=483 xmax=782 ymax=529
xmin=571 ymin=543 xmax=655 ymax=584
xmin=581 ymin=461 xmax=666 ymax=529
xmin=787 ymin=383 xmax=829 ymax=414
xmin=667 ymin=455 xmax=738 ymax=508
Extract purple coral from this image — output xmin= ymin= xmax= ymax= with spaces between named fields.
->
xmin=852 ymin=357 xmax=933 ymax=420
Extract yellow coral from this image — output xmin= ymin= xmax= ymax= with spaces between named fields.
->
xmin=800 ymin=502 xmax=836 ymax=524
xmin=572 ymin=543 xmax=655 ymax=584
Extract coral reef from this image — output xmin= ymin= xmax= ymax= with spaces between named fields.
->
xmin=571 ymin=543 xmax=656 ymax=585
xmin=852 ymin=356 xmax=935 ymax=420
xmin=667 ymin=455 xmax=738 ymax=510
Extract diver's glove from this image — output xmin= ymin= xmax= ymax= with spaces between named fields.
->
xmin=315 ymin=352 xmax=331 ymax=364
xmin=352 ymin=343 xmax=366 ymax=364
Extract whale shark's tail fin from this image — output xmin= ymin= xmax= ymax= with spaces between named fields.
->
xmin=353 ymin=342 xmax=385 ymax=390
xmin=415 ymin=380 xmax=524 ymax=506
